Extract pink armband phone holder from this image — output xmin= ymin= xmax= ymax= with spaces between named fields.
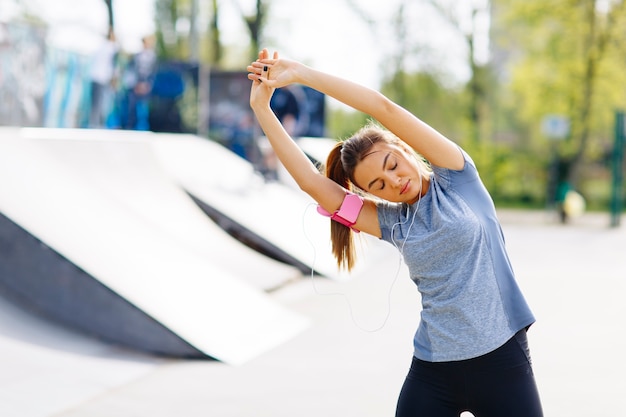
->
xmin=316 ymin=192 xmax=364 ymax=233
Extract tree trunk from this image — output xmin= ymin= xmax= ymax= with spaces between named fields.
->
xmin=210 ymin=0 xmax=223 ymax=65
xmin=568 ymin=0 xmax=623 ymax=184
xmin=104 ymin=0 xmax=114 ymax=28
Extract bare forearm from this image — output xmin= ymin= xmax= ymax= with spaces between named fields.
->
xmin=252 ymin=105 xmax=322 ymax=191
xmin=294 ymin=64 xmax=391 ymax=118
xmin=291 ymin=63 xmax=463 ymax=170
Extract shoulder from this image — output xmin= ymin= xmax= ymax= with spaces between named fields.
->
xmin=431 ymin=148 xmax=479 ymax=186
xmin=375 ymin=199 xmax=404 ymax=224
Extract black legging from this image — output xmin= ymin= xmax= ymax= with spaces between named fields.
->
xmin=396 ymin=330 xmax=543 ymax=417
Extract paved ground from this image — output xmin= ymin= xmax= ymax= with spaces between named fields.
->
xmin=1 ymin=209 xmax=624 ymax=417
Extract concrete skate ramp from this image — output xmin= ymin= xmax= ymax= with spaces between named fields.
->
xmin=152 ymin=134 xmax=386 ymax=281
xmin=296 ymin=137 xmax=339 ymax=167
xmin=0 ymin=127 xmax=308 ymax=365
xmin=274 ymin=137 xmax=338 ymax=190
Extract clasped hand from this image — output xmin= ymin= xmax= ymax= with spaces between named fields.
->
xmin=247 ymin=48 xmax=298 ymax=109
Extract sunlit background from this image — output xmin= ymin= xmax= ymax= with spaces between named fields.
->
xmin=2 ymin=0 xmax=625 ymax=212
xmin=0 ymin=1 xmax=625 ymax=417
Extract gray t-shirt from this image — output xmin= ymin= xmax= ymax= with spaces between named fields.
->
xmin=377 ymin=150 xmax=535 ymax=362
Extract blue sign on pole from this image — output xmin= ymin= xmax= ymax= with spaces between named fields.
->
xmin=542 ymin=114 xmax=570 ymax=140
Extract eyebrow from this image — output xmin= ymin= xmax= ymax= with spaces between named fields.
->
xmin=367 ymin=152 xmax=391 ymax=190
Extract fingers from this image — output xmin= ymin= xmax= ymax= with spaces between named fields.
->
xmin=247 ymin=65 xmax=267 ymax=85
xmin=260 ymin=64 xmax=270 ymax=85
xmin=247 ymin=63 xmax=262 ymax=75
xmin=251 ymin=61 xmax=274 ymax=72
xmin=255 ymin=48 xmax=278 ymax=65
xmin=249 ymin=49 xmax=279 ymax=84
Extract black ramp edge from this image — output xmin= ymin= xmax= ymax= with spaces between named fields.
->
xmin=0 ymin=212 xmax=208 ymax=359
xmin=187 ymin=192 xmax=316 ymax=276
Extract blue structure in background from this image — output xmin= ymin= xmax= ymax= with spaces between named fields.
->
xmin=207 ymin=70 xmax=326 ymax=171
xmin=270 ymin=85 xmax=326 ymax=138
xmin=0 ymin=21 xmax=325 ymax=180
xmin=39 ymin=50 xmax=200 ymax=134
xmin=44 ymin=49 xmax=91 ymax=128
xmin=148 ymin=61 xmax=199 ymax=133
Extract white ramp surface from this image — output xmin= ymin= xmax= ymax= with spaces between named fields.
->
xmin=0 ymin=127 xmax=308 ymax=365
xmin=152 ymin=134 xmax=388 ymax=281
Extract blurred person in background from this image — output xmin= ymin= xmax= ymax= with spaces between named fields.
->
xmin=88 ymin=27 xmax=119 ymax=128
xmin=123 ymin=34 xmax=156 ymax=130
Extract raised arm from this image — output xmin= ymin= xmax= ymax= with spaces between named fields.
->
xmin=248 ymin=50 xmax=381 ymax=237
xmin=249 ymin=51 xmax=464 ymax=170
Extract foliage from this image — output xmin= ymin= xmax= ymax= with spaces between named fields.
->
xmin=492 ymin=0 xmax=626 ymax=208
xmin=154 ymin=0 xmax=186 ymax=60
xmin=326 ymin=108 xmax=369 ymax=141
xmin=370 ymin=67 xmax=546 ymax=206
xmin=147 ymin=0 xmax=626 ymax=209
xmin=381 ymin=71 xmax=466 ymax=142
xmin=153 ymin=0 xmax=269 ymax=66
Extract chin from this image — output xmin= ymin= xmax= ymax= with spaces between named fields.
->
xmin=406 ymin=194 xmax=421 ymax=205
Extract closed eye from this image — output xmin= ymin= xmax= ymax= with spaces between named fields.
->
xmin=367 ymin=152 xmax=396 ymax=191
xmin=379 ymin=160 xmax=397 ymax=190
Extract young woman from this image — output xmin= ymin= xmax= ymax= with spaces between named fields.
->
xmin=248 ymin=49 xmax=543 ymax=417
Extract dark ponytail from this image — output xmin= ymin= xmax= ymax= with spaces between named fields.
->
xmin=325 ymin=142 xmax=357 ymax=271
xmin=323 ymin=122 xmax=431 ymax=271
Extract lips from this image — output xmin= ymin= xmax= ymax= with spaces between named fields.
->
xmin=400 ymin=180 xmax=410 ymax=195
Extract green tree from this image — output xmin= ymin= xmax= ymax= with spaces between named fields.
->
xmin=426 ymin=0 xmax=493 ymax=146
xmin=381 ymin=71 xmax=466 ymax=141
xmin=153 ymin=0 xmax=270 ymax=66
xmin=209 ymin=0 xmax=223 ymax=64
xmin=232 ymin=0 xmax=270 ymax=62
xmin=154 ymin=0 xmax=184 ymax=60
xmin=494 ymin=0 xmax=626 ymax=199
xmin=153 ymin=0 xmax=210 ymax=62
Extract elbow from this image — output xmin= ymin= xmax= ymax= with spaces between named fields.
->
xmin=362 ymin=91 xmax=397 ymax=120
xmin=297 ymin=171 xmax=338 ymax=206
xmin=378 ymin=93 xmax=400 ymax=119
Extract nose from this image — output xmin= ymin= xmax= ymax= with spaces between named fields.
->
xmin=382 ymin=172 xmax=401 ymax=187
xmin=380 ymin=172 xmax=402 ymax=190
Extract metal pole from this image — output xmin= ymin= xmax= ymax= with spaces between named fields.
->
xmin=610 ymin=111 xmax=625 ymax=227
